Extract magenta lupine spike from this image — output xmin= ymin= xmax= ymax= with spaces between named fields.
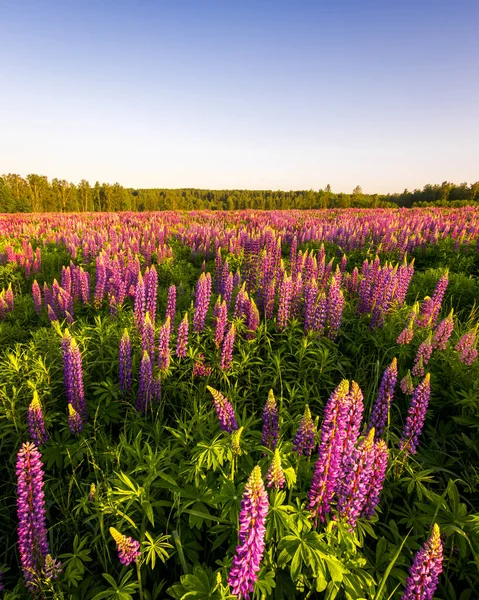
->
xmin=432 ymin=312 xmax=454 ymax=350
xmin=399 ymin=374 xmax=431 ymax=456
xmin=5 ymin=283 xmax=14 ymax=312
xmin=402 ymin=524 xmax=443 ymax=600
xmin=336 ymin=429 xmax=376 ymax=529
xmin=166 ymin=284 xmax=176 ymax=323
xmin=207 ymin=386 xmax=238 ymax=433
xmin=234 ymin=283 xmax=248 ymax=320
xmin=214 ymin=297 xmax=228 ymax=348
xmin=412 ymin=335 xmax=433 ymax=377
xmin=47 ymin=304 xmax=58 ymax=322
xmin=220 ymin=323 xmax=236 ymax=371
xmin=337 ymin=381 xmax=364 ymax=479
xmin=368 ymin=358 xmax=398 ymax=439
xmin=134 ymin=272 xmax=146 ymax=331
xmin=109 ymin=528 xmax=141 ymax=566
xmin=193 ymin=353 xmax=213 ymax=377
xmin=266 ymin=449 xmax=285 ymax=490
xmin=136 ymin=350 xmax=153 ymax=414
xmin=455 ymin=329 xmax=478 ymax=365
xmin=224 ymin=271 xmax=234 ymax=306
xmin=292 ymin=404 xmax=316 ymax=457
xmin=417 ymin=273 xmax=449 ymax=327
xmin=303 ymin=279 xmax=319 ymax=332
xmin=228 ymin=466 xmax=268 ymax=600
xmin=400 ymin=371 xmax=415 ymax=395
xmin=326 ymin=276 xmax=344 ymax=340
xmin=27 ymin=391 xmax=49 ymax=446
xmin=119 ymin=329 xmax=132 ymax=393
xmin=16 ymin=442 xmax=50 ymax=592
xmin=397 ymin=325 xmax=414 ymax=345
xmin=145 ymin=266 xmax=158 ymax=323
xmin=94 ymin=255 xmax=107 ymax=308
xmin=44 ymin=554 xmax=62 ymax=581
xmin=307 ymin=380 xmax=350 ymax=522
xmin=277 ymin=272 xmax=293 ymax=330
xmin=62 ymin=331 xmax=86 ymax=418
xmin=158 ymin=316 xmax=171 ymax=371
xmin=68 ymin=403 xmax=83 ymax=434
xmin=261 ymin=390 xmax=279 ymax=450
xmin=141 ymin=312 xmax=155 ymax=360
xmin=32 ymin=280 xmax=42 ymax=315
xmin=176 ymin=313 xmax=189 ymax=358
xmin=245 ymin=298 xmax=260 ymax=340
xmin=362 ymin=439 xmax=389 ymax=518
xmin=193 ymin=273 xmax=212 ymax=333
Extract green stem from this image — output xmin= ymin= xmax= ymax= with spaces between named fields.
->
xmin=136 ymin=561 xmax=144 ymax=600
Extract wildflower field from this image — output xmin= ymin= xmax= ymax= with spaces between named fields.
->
xmin=1 ymin=208 xmax=479 ymax=600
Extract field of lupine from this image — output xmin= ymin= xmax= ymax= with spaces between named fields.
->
xmin=1 ymin=208 xmax=479 ymax=600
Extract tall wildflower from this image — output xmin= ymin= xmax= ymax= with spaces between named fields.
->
xmin=307 ymin=380 xmax=350 ymax=522
xmin=261 ymin=390 xmax=279 ymax=450
xmin=432 ymin=312 xmax=454 ymax=350
xmin=109 ymin=528 xmax=141 ymax=566
xmin=220 ymin=323 xmax=236 ymax=371
xmin=277 ymin=272 xmax=293 ymax=330
xmin=293 ymin=404 xmax=316 ymax=457
xmin=326 ymin=276 xmax=345 ymax=340
xmin=336 ymin=429 xmax=376 ymax=529
xmin=16 ymin=442 xmax=49 ymax=592
xmin=136 ymin=351 xmax=153 ymax=414
xmin=228 ymin=466 xmax=268 ymax=600
xmin=119 ymin=329 xmax=132 ymax=393
xmin=213 ymin=297 xmax=228 ymax=348
xmin=141 ymin=312 xmax=155 ymax=360
xmin=32 ymin=280 xmax=42 ymax=315
xmin=455 ymin=329 xmax=478 ymax=365
xmin=412 ymin=335 xmax=433 ymax=377
xmin=207 ymin=386 xmax=238 ymax=433
xmin=68 ymin=403 xmax=83 ymax=434
xmin=402 ymin=524 xmax=443 ymax=600
xmin=193 ymin=272 xmax=212 ymax=333
xmin=362 ymin=439 xmax=389 ymax=518
xmin=400 ymin=370 xmax=415 ymax=396
xmin=27 ymin=391 xmax=49 ymax=447
xmin=337 ymin=381 xmax=364 ymax=479
xmin=400 ymin=374 xmax=431 ymax=456
xmin=145 ymin=265 xmax=158 ymax=323
xmin=368 ymin=358 xmax=398 ymax=439
xmin=175 ymin=313 xmax=189 ymax=358
xmin=158 ymin=316 xmax=171 ymax=371
xmin=62 ymin=330 xmax=86 ymax=418
xmin=266 ymin=449 xmax=285 ymax=490
xmin=245 ymin=298 xmax=260 ymax=340
xmin=417 ymin=273 xmax=449 ymax=327
xmin=134 ymin=272 xmax=146 ymax=331
xmin=165 ymin=284 xmax=177 ymax=323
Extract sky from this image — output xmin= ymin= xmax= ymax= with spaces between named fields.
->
xmin=0 ymin=0 xmax=478 ymax=194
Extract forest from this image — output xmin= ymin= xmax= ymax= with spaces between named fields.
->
xmin=1 ymin=174 xmax=479 ymax=213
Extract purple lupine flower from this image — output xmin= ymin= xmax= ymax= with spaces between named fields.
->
xmin=417 ymin=273 xmax=449 ymax=328
xmin=399 ymin=374 xmax=431 ymax=456
xmin=337 ymin=381 xmax=364 ymax=480
xmin=119 ymin=329 xmax=132 ymax=393
xmin=193 ymin=353 xmax=213 ymax=377
xmin=141 ymin=312 xmax=155 ymax=360
xmin=158 ymin=316 xmax=171 ymax=371
xmin=362 ymin=439 xmax=389 ymax=518
xmin=400 ymin=371 xmax=415 ymax=395
xmin=266 ymin=449 xmax=285 ymax=490
xmin=207 ymin=386 xmax=238 ymax=432
xmin=166 ymin=284 xmax=176 ymax=323
xmin=402 ymin=524 xmax=443 ymax=600
xmin=326 ymin=276 xmax=344 ymax=340
xmin=220 ymin=323 xmax=235 ymax=371
xmin=109 ymin=528 xmax=141 ymax=566
xmin=27 ymin=391 xmax=49 ymax=446
xmin=62 ymin=331 xmax=86 ymax=418
xmin=455 ymin=329 xmax=478 ymax=365
xmin=432 ymin=312 xmax=454 ymax=350
xmin=32 ymin=280 xmax=42 ymax=315
xmin=44 ymin=554 xmax=62 ymax=581
xmin=145 ymin=266 xmax=158 ymax=323
xmin=16 ymin=442 xmax=50 ymax=592
xmin=193 ymin=272 xmax=212 ymax=333
xmin=175 ymin=313 xmax=189 ymax=358
xmin=224 ymin=272 xmax=234 ymax=307
xmin=368 ymin=358 xmax=398 ymax=439
xmin=397 ymin=325 xmax=414 ymax=345
xmin=412 ymin=335 xmax=433 ymax=377
xmin=277 ymin=272 xmax=293 ymax=330
xmin=336 ymin=429 xmax=376 ymax=529
xmin=134 ymin=272 xmax=146 ymax=331
xmin=261 ymin=390 xmax=279 ymax=450
xmin=80 ymin=268 xmax=91 ymax=304
xmin=303 ymin=279 xmax=319 ymax=333
xmin=136 ymin=350 xmax=153 ymax=414
xmin=234 ymin=283 xmax=249 ymax=320
xmin=213 ymin=297 xmax=228 ymax=348
xmin=94 ymin=255 xmax=107 ymax=308
xmin=68 ymin=403 xmax=83 ymax=434
xmin=307 ymin=380 xmax=350 ymax=522
xmin=47 ymin=304 xmax=58 ymax=322
xmin=292 ymin=404 xmax=316 ymax=457
xmin=5 ymin=283 xmax=14 ymax=312
xmin=228 ymin=466 xmax=268 ymax=599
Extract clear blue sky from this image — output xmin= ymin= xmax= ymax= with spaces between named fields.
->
xmin=0 ymin=0 xmax=477 ymax=193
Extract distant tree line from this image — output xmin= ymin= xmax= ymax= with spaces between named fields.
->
xmin=1 ymin=174 xmax=478 ymax=213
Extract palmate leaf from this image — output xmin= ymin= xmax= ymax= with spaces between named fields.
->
xmin=167 ymin=565 xmax=221 ymax=600
xmin=144 ymin=531 xmax=173 ymax=570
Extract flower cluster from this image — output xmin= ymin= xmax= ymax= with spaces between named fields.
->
xmin=27 ymin=391 xmax=49 ymax=446
xmin=266 ymin=449 xmax=285 ymax=490
xmin=261 ymin=390 xmax=279 ymax=450
xmin=292 ymin=404 xmax=316 ymax=457
xmin=402 ymin=524 xmax=443 ymax=600
xmin=175 ymin=313 xmax=189 ymax=358
xmin=109 ymin=528 xmax=141 ymax=566
xmin=207 ymin=386 xmax=238 ymax=433
xmin=62 ymin=330 xmax=86 ymax=422
xmin=400 ymin=374 xmax=431 ymax=455
xmin=119 ymin=329 xmax=132 ymax=393
xmin=455 ymin=329 xmax=478 ymax=365
xmin=368 ymin=358 xmax=397 ymax=439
